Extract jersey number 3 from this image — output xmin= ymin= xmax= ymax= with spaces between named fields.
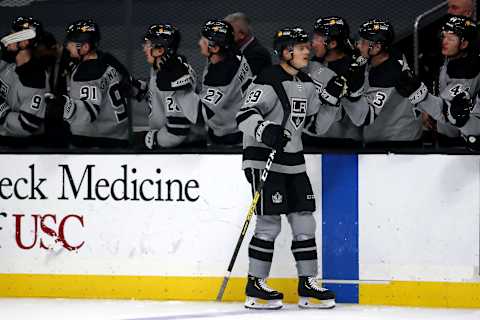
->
xmin=372 ymin=91 xmax=387 ymax=109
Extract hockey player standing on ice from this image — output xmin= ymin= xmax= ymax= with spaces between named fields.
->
xmin=303 ymin=16 xmax=364 ymax=148
xmin=407 ymin=15 xmax=480 ymax=150
xmin=236 ymin=27 xmax=336 ymax=310
xmin=142 ymin=24 xmax=199 ymax=149
xmin=62 ymin=19 xmax=129 ymax=148
xmin=0 ymin=16 xmax=48 ymax=146
xmin=198 ymin=19 xmax=252 ymax=146
xmin=342 ymin=19 xmax=424 ymax=148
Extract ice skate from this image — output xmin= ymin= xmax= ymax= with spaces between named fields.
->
xmin=244 ymin=275 xmax=283 ymax=310
xmin=298 ymin=276 xmax=335 ymax=309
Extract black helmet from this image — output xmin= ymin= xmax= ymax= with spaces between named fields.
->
xmin=144 ymin=23 xmax=181 ymax=55
xmin=358 ymin=19 xmax=395 ymax=46
xmin=273 ymin=26 xmax=309 ymax=55
xmin=313 ymin=16 xmax=350 ymax=44
xmin=12 ymin=16 xmax=43 ymax=32
xmin=11 ymin=16 xmax=43 ymax=45
xmin=201 ymin=19 xmax=235 ymax=50
xmin=441 ymin=15 xmax=477 ymax=43
xmin=65 ymin=19 xmax=100 ymax=48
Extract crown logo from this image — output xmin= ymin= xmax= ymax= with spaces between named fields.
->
xmin=272 ymin=192 xmax=283 ymax=204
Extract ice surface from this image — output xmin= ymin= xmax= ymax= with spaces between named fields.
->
xmin=1 ymin=298 xmax=480 ymax=320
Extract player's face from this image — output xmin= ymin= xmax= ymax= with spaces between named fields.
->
xmin=291 ymin=42 xmax=311 ymax=68
xmin=441 ymin=32 xmax=462 ymax=57
xmin=356 ymin=38 xmax=380 ymax=58
xmin=65 ymin=41 xmax=81 ymax=58
xmin=143 ymin=41 xmax=163 ymax=64
xmin=198 ymin=37 xmax=210 ymax=57
xmin=6 ymin=42 xmax=19 ymax=51
xmin=311 ymin=33 xmax=327 ymax=58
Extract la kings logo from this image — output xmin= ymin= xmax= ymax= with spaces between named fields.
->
xmin=0 ymin=79 xmax=9 ymax=100
xmin=290 ymin=98 xmax=307 ymax=129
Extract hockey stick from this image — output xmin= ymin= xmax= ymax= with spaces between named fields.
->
xmin=216 ymin=73 xmax=293 ymax=302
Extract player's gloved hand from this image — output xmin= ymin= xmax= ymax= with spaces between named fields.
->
xmin=320 ymin=75 xmax=347 ymax=106
xmin=145 ymin=129 xmax=159 ymax=149
xmin=444 ymin=91 xmax=472 ymax=127
xmin=396 ymin=69 xmax=428 ymax=104
xmin=345 ymin=56 xmax=366 ymax=99
xmin=255 ymin=121 xmax=291 ymax=149
xmin=0 ymin=96 xmax=11 ymax=124
xmin=154 ymin=52 xmax=172 ymax=71
xmin=60 ymin=95 xmax=76 ymax=120
xmin=131 ymin=78 xmax=148 ymax=102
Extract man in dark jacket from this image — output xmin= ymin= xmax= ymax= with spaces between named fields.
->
xmin=224 ymin=12 xmax=271 ymax=76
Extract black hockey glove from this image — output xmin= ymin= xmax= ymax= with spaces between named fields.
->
xmin=396 ymin=69 xmax=428 ymax=104
xmin=52 ymin=94 xmax=76 ymax=121
xmin=320 ymin=75 xmax=347 ymax=106
xmin=255 ymin=121 xmax=291 ymax=149
xmin=444 ymin=91 xmax=472 ymax=127
xmin=345 ymin=59 xmax=366 ymax=99
xmin=131 ymin=77 xmax=148 ymax=102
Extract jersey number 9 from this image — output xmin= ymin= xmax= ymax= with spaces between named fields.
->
xmin=109 ymin=83 xmax=128 ymax=123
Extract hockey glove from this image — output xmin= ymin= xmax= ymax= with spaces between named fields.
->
xmin=444 ymin=91 xmax=472 ymax=127
xmin=320 ymin=75 xmax=348 ymax=106
xmin=131 ymin=78 xmax=148 ymax=102
xmin=396 ymin=69 xmax=428 ymax=104
xmin=61 ymin=95 xmax=76 ymax=120
xmin=154 ymin=52 xmax=172 ymax=71
xmin=346 ymin=57 xmax=366 ymax=99
xmin=255 ymin=121 xmax=291 ymax=149
xmin=0 ymin=96 xmax=11 ymax=125
xmin=145 ymin=129 xmax=159 ymax=149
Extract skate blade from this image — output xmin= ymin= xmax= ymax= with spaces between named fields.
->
xmin=244 ymin=296 xmax=283 ymax=310
xmin=298 ymin=296 xmax=335 ymax=309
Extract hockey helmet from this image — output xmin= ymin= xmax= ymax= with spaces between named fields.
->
xmin=65 ymin=19 xmax=100 ymax=47
xmin=144 ymin=23 xmax=181 ymax=54
xmin=358 ymin=19 xmax=395 ymax=46
xmin=12 ymin=16 xmax=43 ymax=33
xmin=10 ymin=16 xmax=43 ymax=45
xmin=313 ymin=16 xmax=350 ymax=43
xmin=201 ymin=19 xmax=235 ymax=50
xmin=441 ymin=15 xmax=477 ymax=43
xmin=273 ymin=26 xmax=309 ymax=55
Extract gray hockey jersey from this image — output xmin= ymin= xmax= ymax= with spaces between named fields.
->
xmin=0 ymin=59 xmax=48 ymax=137
xmin=200 ymin=54 xmax=252 ymax=137
xmin=416 ymin=54 xmax=480 ymax=137
xmin=147 ymin=55 xmax=199 ymax=147
xmin=305 ymin=56 xmax=362 ymax=141
xmin=342 ymin=57 xmax=422 ymax=143
xmin=236 ymin=65 xmax=337 ymax=174
xmin=67 ymin=57 xmax=129 ymax=141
